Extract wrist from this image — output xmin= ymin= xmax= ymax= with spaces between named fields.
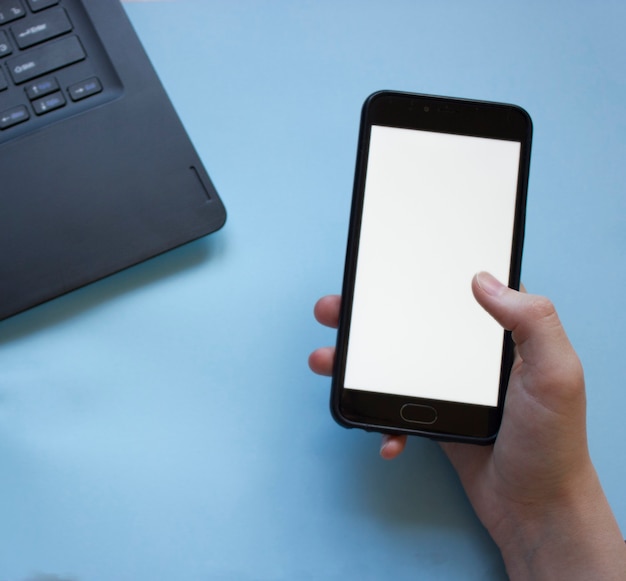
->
xmin=494 ymin=465 xmax=626 ymax=580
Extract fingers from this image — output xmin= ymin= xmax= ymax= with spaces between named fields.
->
xmin=312 ymin=276 xmax=583 ymax=467
xmin=472 ymin=272 xmax=583 ymax=395
xmin=309 ymin=295 xmax=341 ymax=376
xmin=380 ymin=434 xmax=407 ymax=459
xmin=313 ymin=295 xmax=341 ymax=328
xmin=309 ymin=295 xmax=405 ymax=461
xmin=308 ymin=346 xmax=335 ymax=376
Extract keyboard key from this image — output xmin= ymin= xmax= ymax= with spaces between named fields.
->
xmin=0 ymin=30 xmax=12 ymax=57
xmin=0 ymin=105 xmax=30 ymax=129
xmin=0 ymin=69 xmax=7 ymax=91
xmin=6 ymin=35 xmax=85 ymax=84
xmin=68 ymin=77 xmax=102 ymax=101
xmin=25 ymin=76 xmax=58 ymax=99
xmin=32 ymin=90 xmax=65 ymax=114
xmin=26 ymin=0 xmax=59 ymax=11
xmin=11 ymin=7 xmax=73 ymax=50
xmin=0 ymin=0 xmax=25 ymax=25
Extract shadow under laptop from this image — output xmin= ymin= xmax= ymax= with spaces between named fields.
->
xmin=0 ymin=233 xmax=227 ymax=344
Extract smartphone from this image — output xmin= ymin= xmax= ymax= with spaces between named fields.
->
xmin=332 ymin=91 xmax=532 ymax=444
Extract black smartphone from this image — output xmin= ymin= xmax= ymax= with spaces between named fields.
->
xmin=332 ymin=91 xmax=532 ymax=444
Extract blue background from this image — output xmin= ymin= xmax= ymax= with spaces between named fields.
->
xmin=1 ymin=1 xmax=625 ymax=579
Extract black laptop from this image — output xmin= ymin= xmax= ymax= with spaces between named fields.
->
xmin=0 ymin=0 xmax=227 ymax=321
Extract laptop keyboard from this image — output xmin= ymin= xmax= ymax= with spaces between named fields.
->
xmin=0 ymin=0 xmax=122 ymax=139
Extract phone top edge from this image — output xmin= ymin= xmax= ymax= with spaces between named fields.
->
xmin=365 ymin=89 xmax=533 ymax=119
xmin=363 ymin=90 xmax=533 ymax=143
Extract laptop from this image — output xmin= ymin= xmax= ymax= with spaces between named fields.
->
xmin=0 ymin=0 xmax=227 ymax=321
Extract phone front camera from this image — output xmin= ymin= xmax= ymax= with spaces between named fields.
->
xmin=423 ymin=106 xmax=430 ymax=112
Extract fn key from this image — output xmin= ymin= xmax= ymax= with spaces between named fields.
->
xmin=68 ymin=77 xmax=102 ymax=102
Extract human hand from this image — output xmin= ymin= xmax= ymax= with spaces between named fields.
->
xmin=309 ymin=272 xmax=626 ymax=579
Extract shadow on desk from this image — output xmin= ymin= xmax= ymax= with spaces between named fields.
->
xmin=0 ymin=233 xmax=227 ymax=344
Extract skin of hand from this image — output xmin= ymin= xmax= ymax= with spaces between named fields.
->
xmin=309 ymin=271 xmax=626 ymax=580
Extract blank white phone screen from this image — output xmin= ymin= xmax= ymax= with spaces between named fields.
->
xmin=344 ymin=125 xmax=521 ymax=407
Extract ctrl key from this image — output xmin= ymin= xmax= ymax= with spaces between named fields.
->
xmin=0 ymin=105 xmax=30 ymax=130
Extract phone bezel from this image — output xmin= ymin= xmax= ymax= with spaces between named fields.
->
xmin=331 ymin=91 xmax=532 ymax=444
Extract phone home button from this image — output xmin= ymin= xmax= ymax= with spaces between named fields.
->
xmin=400 ymin=403 xmax=437 ymax=425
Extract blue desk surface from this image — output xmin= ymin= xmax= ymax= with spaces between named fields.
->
xmin=1 ymin=1 xmax=625 ymax=579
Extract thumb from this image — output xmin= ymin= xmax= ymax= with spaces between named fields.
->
xmin=472 ymin=272 xmax=583 ymax=399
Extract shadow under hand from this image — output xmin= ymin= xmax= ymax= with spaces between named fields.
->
xmin=331 ymin=433 xmax=505 ymax=575
xmin=339 ymin=435 xmax=465 ymax=527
